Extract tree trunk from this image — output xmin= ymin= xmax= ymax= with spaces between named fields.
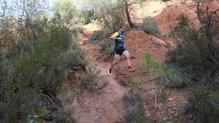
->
xmin=124 ymin=0 xmax=136 ymax=28
xmin=196 ymin=0 xmax=218 ymax=74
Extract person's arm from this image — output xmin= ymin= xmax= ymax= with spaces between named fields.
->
xmin=110 ymin=32 xmax=122 ymax=40
xmin=110 ymin=35 xmax=117 ymax=40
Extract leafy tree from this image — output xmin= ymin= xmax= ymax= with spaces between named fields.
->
xmin=0 ymin=0 xmax=87 ymax=122
xmin=53 ymin=0 xmax=79 ymax=25
xmin=79 ymin=0 xmax=143 ymax=30
xmin=166 ymin=1 xmax=219 ymax=122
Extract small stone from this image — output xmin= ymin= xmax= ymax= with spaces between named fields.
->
xmin=96 ymin=76 xmax=109 ymax=90
xmin=163 ymin=117 xmax=167 ymax=121
xmin=168 ymin=98 xmax=174 ymax=101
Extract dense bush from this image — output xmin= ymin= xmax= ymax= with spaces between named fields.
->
xmin=99 ymin=39 xmax=115 ymax=54
xmin=166 ymin=15 xmax=219 ymax=84
xmin=0 ymin=16 xmax=87 ymax=122
xmin=89 ymin=30 xmax=105 ymax=42
xmin=0 ymin=82 xmax=38 ymax=122
xmin=166 ymin=13 xmax=219 ymax=122
xmin=7 ymin=23 xmax=87 ymax=94
xmin=163 ymin=65 xmax=186 ymax=88
xmin=83 ymin=0 xmax=125 ymax=32
xmin=141 ymin=17 xmax=161 ymax=34
xmin=183 ymin=88 xmax=219 ymax=122
xmin=124 ymin=93 xmax=147 ymax=123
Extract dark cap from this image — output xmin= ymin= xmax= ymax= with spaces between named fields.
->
xmin=120 ymin=24 xmax=124 ymax=28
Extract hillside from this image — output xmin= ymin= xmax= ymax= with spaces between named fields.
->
xmin=68 ymin=0 xmax=219 ymax=122
xmin=0 ymin=0 xmax=218 ymax=122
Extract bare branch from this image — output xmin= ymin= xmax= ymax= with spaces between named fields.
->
xmin=127 ymin=2 xmax=139 ymax=6
xmin=152 ymin=85 xmax=158 ymax=116
xmin=124 ymin=0 xmax=136 ymax=28
xmin=196 ymin=0 xmax=205 ymax=24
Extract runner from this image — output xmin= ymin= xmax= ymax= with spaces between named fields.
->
xmin=108 ymin=25 xmax=135 ymax=76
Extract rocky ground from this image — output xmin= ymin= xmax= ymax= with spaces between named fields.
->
xmin=62 ymin=0 xmax=219 ymax=122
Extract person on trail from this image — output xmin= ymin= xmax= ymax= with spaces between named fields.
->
xmin=107 ymin=25 xmax=135 ymax=76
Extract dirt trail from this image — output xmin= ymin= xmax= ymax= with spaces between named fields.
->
xmin=72 ymin=23 xmax=190 ymax=122
xmin=72 ymin=24 xmax=128 ymax=123
xmin=71 ymin=0 xmax=210 ymax=121
xmin=72 ymin=66 xmax=127 ymax=123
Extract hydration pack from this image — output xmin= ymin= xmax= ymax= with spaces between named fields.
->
xmin=115 ymin=32 xmax=125 ymax=50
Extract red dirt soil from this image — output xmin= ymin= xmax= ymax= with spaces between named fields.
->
xmin=72 ymin=26 xmax=189 ymax=122
xmin=113 ymin=31 xmax=168 ymax=85
xmin=68 ymin=0 xmax=219 ymax=122
xmin=72 ymin=67 xmax=127 ymax=123
xmin=155 ymin=0 xmax=219 ymax=34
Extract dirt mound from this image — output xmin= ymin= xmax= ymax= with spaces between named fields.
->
xmin=76 ymin=22 xmax=191 ymax=122
xmin=155 ymin=2 xmax=198 ymax=34
xmin=114 ymin=31 xmax=168 ymax=85
xmin=155 ymin=0 xmax=219 ymax=34
xmin=73 ymin=23 xmax=128 ymax=122
xmin=72 ymin=66 xmax=127 ymax=123
xmin=201 ymin=0 xmax=219 ymax=12
xmin=111 ymin=31 xmax=189 ymax=122
xmin=126 ymin=31 xmax=167 ymax=62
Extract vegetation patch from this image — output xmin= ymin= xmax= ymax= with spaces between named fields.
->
xmin=124 ymin=93 xmax=148 ymax=123
xmin=141 ymin=17 xmax=161 ymax=34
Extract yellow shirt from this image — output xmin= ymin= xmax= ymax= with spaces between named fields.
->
xmin=112 ymin=32 xmax=120 ymax=38
xmin=112 ymin=31 xmax=125 ymax=42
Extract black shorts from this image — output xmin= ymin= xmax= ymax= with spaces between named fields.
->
xmin=115 ymin=48 xmax=126 ymax=55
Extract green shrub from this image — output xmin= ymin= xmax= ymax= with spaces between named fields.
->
xmin=0 ymin=16 xmax=87 ymax=122
xmin=180 ymin=0 xmax=186 ymax=4
xmin=141 ymin=17 xmax=161 ymax=34
xmin=0 ymin=82 xmax=38 ymax=123
xmin=159 ymin=89 xmax=168 ymax=102
xmin=163 ymin=66 xmax=185 ymax=88
xmin=91 ymin=1 xmax=125 ymax=32
xmin=126 ymin=73 xmax=140 ymax=89
xmin=124 ymin=93 xmax=148 ymax=123
xmin=57 ymin=108 xmax=76 ymax=123
xmin=89 ymin=30 xmax=105 ymax=42
xmin=167 ymin=14 xmax=219 ymax=84
xmin=6 ymin=24 xmax=87 ymax=95
xmin=167 ymin=13 xmax=219 ymax=123
xmin=143 ymin=52 xmax=162 ymax=69
xmin=183 ymin=88 xmax=219 ymax=122
xmin=81 ymin=66 xmax=100 ymax=91
xmin=214 ymin=73 xmax=219 ymax=88
xmin=143 ymin=51 xmax=184 ymax=88
xmin=99 ymin=39 xmax=115 ymax=54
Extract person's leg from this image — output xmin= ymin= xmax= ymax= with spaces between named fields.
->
xmin=122 ymin=50 xmax=131 ymax=66
xmin=108 ymin=53 xmax=120 ymax=75
xmin=110 ymin=54 xmax=121 ymax=69
xmin=122 ymin=50 xmax=135 ymax=72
